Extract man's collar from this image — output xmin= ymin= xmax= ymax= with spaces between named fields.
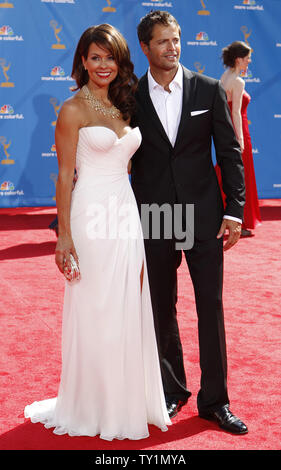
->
xmin=148 ymin=65 xmax=183 ymax=92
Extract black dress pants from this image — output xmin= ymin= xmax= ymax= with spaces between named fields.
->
xmin=144 ymin=235 xmax=230 ymax=414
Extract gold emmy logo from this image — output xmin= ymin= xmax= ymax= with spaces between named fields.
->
xmin=102 ymin=0 xmax=116 ymax=12
xmin=0 ymin=2 xmax=14 ymax=7
xmin=0 ymin=58 xmax=14 ymax=87
xmin=198 ymin=0 xmax=210 ymax=15
xmin=50 ymin=97 xmax=61 ymax=126
xmin=50 ymin=173 xmax=58 ymax=200
xmin=241 ymin=26 xmax=253 ymax=52
xmin=50 ymin=20 xmax=66 ymax=49
xmin=194 ymin=62 xmax=205 ymax=74
xmin=0 ymin=136 xmax=14 ymax=164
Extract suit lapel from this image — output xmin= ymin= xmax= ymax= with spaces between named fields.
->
xmin=138 ymin=67 xmax=196 ymax=149
xmin=138 ymin=73 xmax=172 ymax=147
xmin=174 ymin=66 xmax=195 ymax=149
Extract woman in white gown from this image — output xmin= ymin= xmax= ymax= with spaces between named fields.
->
xmin=24 ymin=24 xmax=171 ymax=440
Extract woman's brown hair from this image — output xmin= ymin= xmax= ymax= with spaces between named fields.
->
xmin=221 ymin=41 xmax=251 ymax=68
xmin=72 ymin=24 xmax=138 ymax=120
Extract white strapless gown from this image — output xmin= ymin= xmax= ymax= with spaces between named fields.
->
xmin=24 ymin=126 xmax=171 ymax=440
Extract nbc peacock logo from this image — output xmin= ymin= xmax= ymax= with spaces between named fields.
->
xmin=1 ymin=181 xmax=14 ymax=190
xmin=41 ymin=66 xmax=74 ymax=82
xmin=240 ymin=67 xmax=260 ymax=83
xmin=240 ymin=69 xmax=252 ymax=78
xmin=234 ymin=0 xmax=264 ymax=10
xmin=51 ymin=66 xmax=65 ymax=77
xmin=187 ymin=32 xmax=217 ymax=47
xmin=196 ymin=32 xmax=209 ymax=41
xmin=141 ymin=0 xmax=173 ymax=8
xmin=0 ymin=104 xmax=13 ymax=114
xmin=0 ymin=104 xmax=23 ymax=119
xmin=41 ymin=0 xmax=75 ymax=3
xmin=0 ymin=25 xmax=23 ymax=41
xmin=0 ymin=25 xmax=13 ymax=35
xmin=0 ymin=180 xmax=24 ymax=197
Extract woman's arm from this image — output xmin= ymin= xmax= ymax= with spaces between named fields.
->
xmin=55 ymin=100 xmax=80 ymax=273
xmin=231 ymin=78 xmax=245 ymax=152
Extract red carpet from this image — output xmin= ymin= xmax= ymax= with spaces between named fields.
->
xmin=0 ymin=201 xmax=280 ymax=451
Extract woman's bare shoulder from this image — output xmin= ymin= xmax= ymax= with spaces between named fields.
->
xmin=233 ymin=75 xmax=245 ymax=89
xmin=62 ymin=91 xmax=85 ymax=113
xmin=57 ymin=91 xmax=86 ymax=127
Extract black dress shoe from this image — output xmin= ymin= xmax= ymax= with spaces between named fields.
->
xmin=166 ymin=398 xmax=187 ymax=418
xmin=199 ymin=405 xmax=248 ymax=434
xmin=241 ymin=229 xmax=253 ymax=237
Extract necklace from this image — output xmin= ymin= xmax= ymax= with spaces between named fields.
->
xmin=82 ymin=85 xmax=120 ymax=119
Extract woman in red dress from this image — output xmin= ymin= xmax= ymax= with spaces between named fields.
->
xmin=215 ymin=41 xmax=261 ymax=236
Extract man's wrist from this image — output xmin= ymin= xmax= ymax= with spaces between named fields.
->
xmin=223 ymin=215 xmax=242 ymax=224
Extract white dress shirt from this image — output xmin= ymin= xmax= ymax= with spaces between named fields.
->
xmin=147 ymin=65 xmax=242 ymax=225
xmin=148 ymin=66 xmax=183 ymax=147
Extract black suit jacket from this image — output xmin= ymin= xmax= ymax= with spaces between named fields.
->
xmin=131 ymin=66 xmax=245 ymax=241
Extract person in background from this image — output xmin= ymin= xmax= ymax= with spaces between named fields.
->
xmin=218 ymin=41 xmax=261 ymax=237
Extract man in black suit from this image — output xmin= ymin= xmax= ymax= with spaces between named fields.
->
xmin=131 ymin=10 xmax=248 ymax=434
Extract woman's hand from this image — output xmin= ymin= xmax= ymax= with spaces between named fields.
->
xmin=55 ymin=234 xmax=79 ymax=274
